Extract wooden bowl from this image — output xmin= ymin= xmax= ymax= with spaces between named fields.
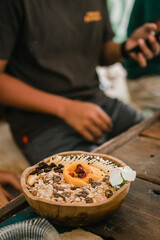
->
xmin=21 ymin=151 xmax=130 ymax=227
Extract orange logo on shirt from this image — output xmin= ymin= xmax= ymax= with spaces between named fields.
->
xmin=84 ymin=11 xmax=102 ymax=23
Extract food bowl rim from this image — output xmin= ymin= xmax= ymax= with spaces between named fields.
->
xmin=21 ymin=151 xmax=131 ymax=207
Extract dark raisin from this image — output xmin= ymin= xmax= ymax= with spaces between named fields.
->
xmin=105 ymin=190 xmax=113 ymax=198
xmin=35 ymin=166 xmax=42 ymax=170
xmin=78 ymin=172 xmax=87 ymax=178
xmin=37 ymin=162 xmax=49 ymax=169
xmin=58 ymin=164 xmax=64 ymax=168
xmin=75 ymin=164 xmax=84 ymax=174
xmin=37 ymin=169 xmax=43 ymax=175
xmin=54 ymin=165 xmax=63 ymax=173
xmin=54 ymin=164 xmax=64 ymax=171
xmin=71 ymin=186 xmax=79 ymax=190
xmin=85 ymin=197 xmax=93 ymax=203
xmin=54 ymin=167 xmax=59 ymax=171
xmin=30 ymin=169 xmax=38 ymax=175
xmin=39 ymin=162 xmax=47 ymax=167
xmin=54 ymin=167 xmax=63 ymax=173
xmin=77 ymin=190 xmax=89 ymax=198
xmin=44 ymin=167 xmax=52 ymax=172
xmin=50 ymin=162 xmax=57 ymax=168
xmin=53 ymin=163 xmax=63 ymax=170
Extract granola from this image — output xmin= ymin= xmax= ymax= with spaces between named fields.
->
xmin=26 ymin=154 xmax=120 ymax=204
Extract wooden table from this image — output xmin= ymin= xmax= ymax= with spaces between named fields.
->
xmin=0 ymin=112 xmax=160 ymax=240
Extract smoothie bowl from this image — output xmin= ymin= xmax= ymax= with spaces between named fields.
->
xmin=21 ymin=151 xmax=135 ymax=226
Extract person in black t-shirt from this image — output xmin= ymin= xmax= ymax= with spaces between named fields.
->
xmin=0 ymin=0 xmax=160 ymax=165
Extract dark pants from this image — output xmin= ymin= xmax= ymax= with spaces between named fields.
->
xmin=22 ymin=98 xmax=143 ymax=165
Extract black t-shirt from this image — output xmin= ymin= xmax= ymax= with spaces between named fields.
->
xmin=0 ymin=0 xmax=114 ymax=146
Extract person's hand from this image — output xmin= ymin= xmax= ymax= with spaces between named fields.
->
xmin=61 ymin=100 xmax=113 ymax=142
xmin=0 ymin=171 xmax=22 ymax=202
xmin=126 ymin=23 xmax=160 ymax=67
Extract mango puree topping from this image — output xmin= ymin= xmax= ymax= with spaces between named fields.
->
xmin=63 ymin=162 xmax=102 ymax=187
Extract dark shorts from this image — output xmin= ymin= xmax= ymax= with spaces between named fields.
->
xmin=22 ymin=98 xmax=144 ymax=165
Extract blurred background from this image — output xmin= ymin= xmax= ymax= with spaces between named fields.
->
xmin=97 ymin=0 xmax=134 ymax=105
xmin=0 ymin=0 xmax=159 ymax=176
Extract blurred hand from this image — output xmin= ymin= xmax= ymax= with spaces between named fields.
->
xmin=62 ymin=100 xmax=113 ymax=142
xmin=126 ymin=23 xmax=160 ymax=67
xmin=0 ymin=171 xmax=22 ymax=202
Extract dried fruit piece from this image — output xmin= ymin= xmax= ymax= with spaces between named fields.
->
xmin=53 ymin=193 xmax=65 ymax=201
xmin=50 ymin=162 xmax=57 ymax=168
xmin=30 ymin=169 xmax=39 ymax=175
xmin=44 ymin=167 xmax=52 ymax=173
xmin=52 ymin=175 xmax=61 ymax=182
xmin=78 ymin=172 xmax=88 ymax=178
xmin=76 ymin=190 xmax=89 ymax=198
xmin=70 ymin=186 xmax=79 ymax=190
xmin=37 ymin=162 xmax=49 ymax=169
xmin=89 ymin=178 xmax=101 ymax=188
xmin=69 ymin=172 xmax=74 ymax=177
xmin=105 ymin=190 xmax=113 ymax=198
xmin=75 ymin=164 xmax=84 ymax=174
xmin=54 ymin=164 xmax=64 ymax=173
xmin=85 ymin=197 xmax=93 ymax=203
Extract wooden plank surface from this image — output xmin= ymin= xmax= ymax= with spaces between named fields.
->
xmin=0 ymin=194 xmax=28 ymax=224
xmin=85 ymin=178 xmax=160 ymax=240
xmin=0 ymin=186 xmax=9 ymax=208
xmin=109 ymin=136 xmax=160 ymax=185
xmin=140 ymin=121 xmax=160 ymax=140
xmin=0 ymin=113 xmax=160 ymax=239
xmin=92 ymin=112 xmax=160 ymax=155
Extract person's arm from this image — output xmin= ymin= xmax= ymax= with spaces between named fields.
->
xmin=101 ymin=23 xmax=160 ymax=67
xmin=0 ymin=60 xmax=72 ymax=120
xmin=0 ymin=60 xmax=112 ymax=143
xmin=0 ymin=171 xmax=22 ymax=207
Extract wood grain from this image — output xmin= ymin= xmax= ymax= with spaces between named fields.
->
xmin=0 ymin=113 xmax=160 ymax=239
xmin=140 ymin=121 xmax=160 ymax=140
xmin=84 ymin=178 xmax=160 ymax=240
xmin=92 ymin=112 xmax=160 ymax=155
xmin=0 ymin=185 xmax=8 ymax=208
xmin=0 ymin=194 xmax=28 ymax=224
xmin=109 ymin=136 xmax=160 ymax=185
